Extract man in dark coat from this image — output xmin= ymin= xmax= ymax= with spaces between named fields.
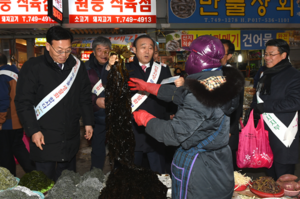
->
xmin=85 ymin=36 xmax=111 ymax=170
xmin=103 ymin=35 xmax=173 ymax=173
xmin=221 ymin=39 xmax=244 ymax=170
xmin=129 ymin=35 xmax=244 ymax=198
xmin=253 ymin=39 xmax=300 ymax=180
xmin=15 ymin=26 xmax=94 ymax=181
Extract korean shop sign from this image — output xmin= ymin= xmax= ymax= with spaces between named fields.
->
xmin=168 ymin=0 xmax=299 ymax=23
xmin=166 ymin=30 xmax=240 ymax=51
xmin=241 ymin=30 xmax=285 ymax=50
xmin=69 ymin=0 xmax=156 ymax=24
xmin=48 ymin=0 xmax=63 ymax=24
xmin=0 ymin=0 xmax=56 ymax=24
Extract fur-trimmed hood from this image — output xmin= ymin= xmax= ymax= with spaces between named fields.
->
xmin=184 ymin=66 xmax=245 ymax=108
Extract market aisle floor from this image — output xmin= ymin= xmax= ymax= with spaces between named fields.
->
xmin=16 ymin=127 xmax=300 ymax=180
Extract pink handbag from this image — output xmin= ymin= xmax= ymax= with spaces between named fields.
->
xmin=236 ymin=110 xmax=273 ymax=168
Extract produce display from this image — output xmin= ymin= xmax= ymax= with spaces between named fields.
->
xmin=19 ymin=170 xmax=54 ymax=193
xmin=234 ymin=171 xmax=251 ymax=188
xmin=0 ymin=189 xmax=39 ymax=199
xmin=276 ymin=174 xmax=300 ymax=191
xmin=0 ymin=167 xmax=18 ymax=190
xmin=252 ymin=176 xmax=281 ymax=194
xmin=45 ymin=168 xmax=105 ymax=199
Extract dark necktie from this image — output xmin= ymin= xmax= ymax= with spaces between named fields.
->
xmin=57 ymin=63 xmax=63 ymax=69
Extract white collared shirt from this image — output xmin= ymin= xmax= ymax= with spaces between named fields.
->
xmin=139 ymin=62 xmax=150 ymax=71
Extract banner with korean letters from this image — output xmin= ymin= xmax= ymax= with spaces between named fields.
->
xmin=69 ymin=0 xmax=156 ymax=24
xmin=0 ymin=0 xmax=55 ymax=23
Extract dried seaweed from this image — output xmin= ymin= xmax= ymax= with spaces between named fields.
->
xmin=105 ymin=61 xmax=135 ymax=167
xmin=99 ymin=166 xmax=168 ymax=199
xmin=252 ymin=176 xmax=281 ymax=194
xmin=0 ymin=167 xmax=18 ymax=190
xmin=45 ymin=168 xmax=104 ymax=199
xmin=19 ymin=170 xmax=54 ymax=193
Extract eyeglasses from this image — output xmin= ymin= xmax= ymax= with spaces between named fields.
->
xmin=50 ymin=45 xmax=72 ymax=54
xmin=264 ymin=53 xmax=280 ymax=57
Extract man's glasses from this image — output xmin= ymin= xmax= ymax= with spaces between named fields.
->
xmin=50 ymin=45 xmax=72 ymax=54
xmin=264 ymin=53 xmax=280 ymax=57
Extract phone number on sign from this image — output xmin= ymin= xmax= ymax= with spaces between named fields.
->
xmin=69 ymin=15 xmax=156 ymax=23
xmin=0 ymin=15 xmax=55 ymax=23
xmin=203 ymin=17 xmax=290 ymax=23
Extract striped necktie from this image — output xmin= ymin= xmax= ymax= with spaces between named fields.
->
xmin=141 ymin=65 xmax=146 ymax=72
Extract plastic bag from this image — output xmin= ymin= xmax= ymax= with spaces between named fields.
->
xmin=237 ymin=110 xmax=273 ymax=168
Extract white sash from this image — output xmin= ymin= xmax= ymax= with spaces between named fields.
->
xmin=256 ymin=92 xmax=298 ymax=147
xmin=0 ymin=70 xmax=18 ymax=81
xmin=34 ymin=55 xmax=81 ymax=120
xmin=131 ymin=62 xmax=162 ymax=112
xmin=92 ymin=79 xmax=104 ymax=96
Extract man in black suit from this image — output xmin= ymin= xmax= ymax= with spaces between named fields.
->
xmin=220 ymin=39 xmax=244 ymax=170
xmin=128 ymin=35 xmax=173 ymax=174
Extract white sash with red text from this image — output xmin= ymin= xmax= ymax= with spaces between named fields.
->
xmin=92 ymin=79 xmax=104 ymax=96
xmin=0 ymin=70 xmax=18 ymax=81
xmin=257 ymin=92 xmax=298 ymax=147
xmin=131 ymin=62 xmax=161 ymax=112
xmin=34 ymin=55 xmax=80 ymax=120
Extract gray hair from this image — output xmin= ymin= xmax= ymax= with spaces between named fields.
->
xmin=92 ymin=36 xmax=112 ymax=51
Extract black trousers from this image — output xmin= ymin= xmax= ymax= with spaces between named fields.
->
xmin=134 ymin=150 xmax=165 ymax=174
xmin=0 ymin=128 xmax=35 ymax=176
xmin=266 ymin=161 xmax=295 ymax=181
xmin=91 ymin=122 xmax=106 ymax=170
xmin=35 ymin=155 xmax=76 ymax=182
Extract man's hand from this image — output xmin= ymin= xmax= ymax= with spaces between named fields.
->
xmin=174 ymin=77 xmax=184 ymax=87
xmin=170 ymin=114 xmax=175 ymax=120
xmin=84 ymin=125 xmax=93 ymax=140
xmin=0 ymin=124 xmax=2 ymax=131
xmin=96 ymin=97 xmax=105 ymax=109
xmin=32 ymin=131 xmax=45 ymax=150
xmin=106 ymin=55 xmax=119 ymax=71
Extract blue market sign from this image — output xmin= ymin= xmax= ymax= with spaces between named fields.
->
xmin=168 ymin=0 xmax=300 ymax=23
xmin=241 ymin=30 xmax=284 ymax=50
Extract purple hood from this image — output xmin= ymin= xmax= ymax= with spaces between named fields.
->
xmin=184 ymin=35 xmax=224 ymax=75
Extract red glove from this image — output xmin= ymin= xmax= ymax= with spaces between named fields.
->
xmin=133 ymin=110 xmax=156 ymax=126
xmin=128 ymin=78 xmax=161 ymax=96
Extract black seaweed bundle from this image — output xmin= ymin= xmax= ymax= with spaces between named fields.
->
xmin=105 ymin=62 xmax=135 ymax=167
xmin=99 ymin=166 xmax=168 ymax=199
xmin=252 ymin=176 xmax=281 ymax=194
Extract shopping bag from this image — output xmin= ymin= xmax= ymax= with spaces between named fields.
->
xmin=236 ymin=110 xmax=273 ymax=168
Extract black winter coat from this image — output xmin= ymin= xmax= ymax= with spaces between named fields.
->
xmin=15 ymin=50 xmax=94 ymax=162
xmin=255 ymin=64 xmax=300 ymax=164
xmin=127 ymin=56 xmax=173 ymax=152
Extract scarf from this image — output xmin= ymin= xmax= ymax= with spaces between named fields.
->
xmin=258 ymin=58 xmax=291 ymax=95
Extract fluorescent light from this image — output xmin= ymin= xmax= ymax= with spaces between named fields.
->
xmin=238 ymin=54 xmax=243 ymax=62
